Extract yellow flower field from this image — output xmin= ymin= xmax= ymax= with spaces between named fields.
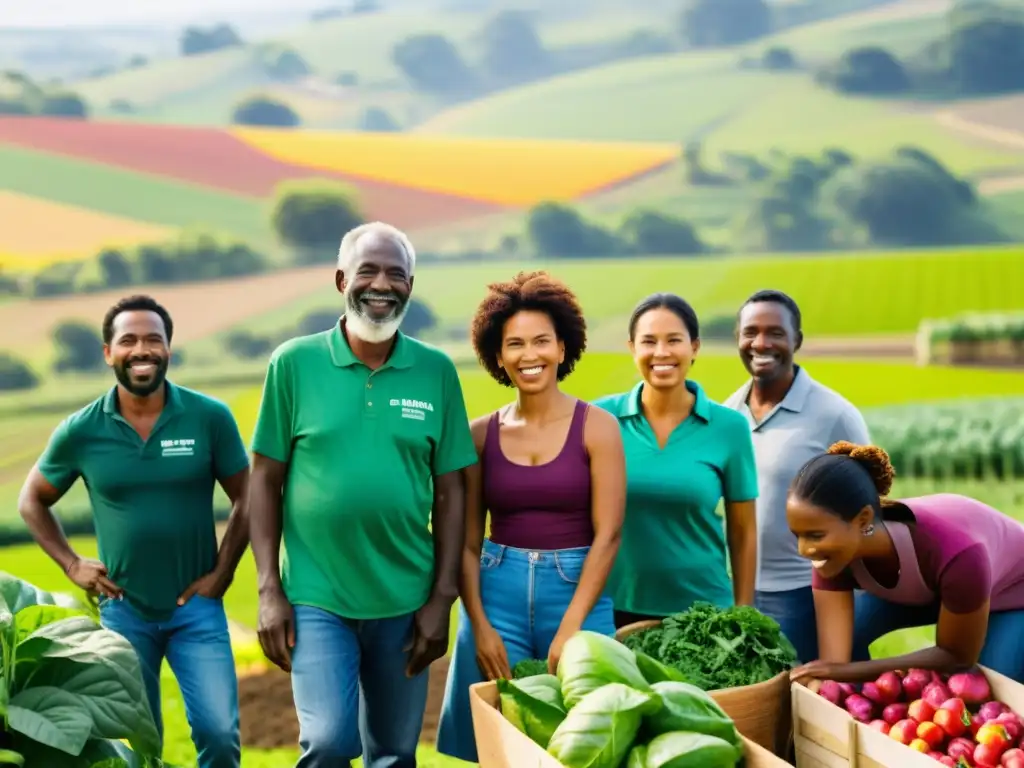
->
xmin=229 ymin=127 xmax=679 ymax=206
xmin=0 ymin=191 xmax=175 ymax=269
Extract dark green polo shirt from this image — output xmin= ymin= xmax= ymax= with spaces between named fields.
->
xmin=594 ymin=380 xmax=758 ymax=616
xmin=37 ymin=381 xmax=250 ymax=622
xmin=250 ymin=322 xmax=478 ymax=620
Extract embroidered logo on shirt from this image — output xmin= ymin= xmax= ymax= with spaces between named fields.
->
xmin=160 ymin=438 xmax=195 ymax=457
xmin=389 ymin=398 xmax=434 ymax=421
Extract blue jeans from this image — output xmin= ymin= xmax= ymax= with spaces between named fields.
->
xmin=99 ymin=595 xmax=240 ymax=768
xmin=756 ymin=587 xmax=819 ymax=664
xmin=436 ymin=540 xmax=616 ymax=763
xmin=851 ymin=592 xmax=1024 ymax=682
xmin=290 ymin=605 xmax=428 ymax=768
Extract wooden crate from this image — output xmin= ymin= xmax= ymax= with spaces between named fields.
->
xmin=794 ymin=666 xmax=1024 ymax=768
xmin=469 ymin=680 xmax=793 ymax=768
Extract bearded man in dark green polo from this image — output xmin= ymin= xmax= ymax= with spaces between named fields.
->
xmin=18 ymin=294 xmax=251 ymax=768
xmin=248 ymin=221 xmax=477 ymax=768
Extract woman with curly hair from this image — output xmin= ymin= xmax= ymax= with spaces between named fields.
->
xmin=788 ymin=441 xmax=1024 ymax=686
xmin=436 ymin=270 xmax=625 ymax=763
xmin=595 ymin=293 xmax=758 ymax=629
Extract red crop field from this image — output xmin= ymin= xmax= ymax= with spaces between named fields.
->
xmin=0 ymin=118 xmax=502 ymax=230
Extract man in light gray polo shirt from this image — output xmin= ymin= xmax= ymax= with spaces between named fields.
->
xmin=724 ymin=290 xmax=869 ymax=663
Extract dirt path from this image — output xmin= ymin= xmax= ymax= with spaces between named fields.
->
xmin=934 ymin=111 xmax=1024 ymax=194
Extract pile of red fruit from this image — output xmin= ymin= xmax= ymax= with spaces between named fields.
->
xmin=817 ymin=668 xmax=1024 ymax=767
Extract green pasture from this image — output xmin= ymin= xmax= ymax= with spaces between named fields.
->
xmin=0 ymin=146 xmax=273 ymax=244
xmin=215 ymin=247 xmax=1024 ymax=344
xmin=414 ymin=53 xmax=1022 ymax=175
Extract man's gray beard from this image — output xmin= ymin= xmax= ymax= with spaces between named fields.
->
xmin=344 ymin=288 xmax=408 ymax=344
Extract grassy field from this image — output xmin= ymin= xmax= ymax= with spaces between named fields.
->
xmin=0 ymin=145 xmax=273 ymax=244
xmin=202 ymin=246 xmax=1024 ymax=348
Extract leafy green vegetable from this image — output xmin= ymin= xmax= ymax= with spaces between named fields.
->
xmin=644 ymin=731 xmax=742 ymax=767
xmin=635 ymin=651 xmax=688 ymax=685
xmin=557 ymin=631 xmax=651 ymax=709
xmin=497 ymin=674 xmax=566 ymax=748
xmin=0 ymin=571 xmax=163 ymax=766
xmin=643 ymin=682 xmax=743 ymax=754
xmin=622 ymin=602 xmax=797 ymax=690
xmin=0 ymin=749 xmax=24 ymax=766
xmin=513 ymin=658 xmax=548 ymax=679
xmin=626 ymin=745 xmax=647 ymax=768
xmin=546 ymin=683 xmax=661 ymax=768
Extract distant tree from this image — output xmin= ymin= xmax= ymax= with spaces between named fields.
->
xmin=39 ymin=91 xmax=88 ymax=118
xmin=680 ymin=0 xmax=772 ymax=48
xmin=180 ymin=24 xmax=243 ymax=56
xmin=617 ymin=29 xmax=677 ymax=59
xmin=259 ymin=47 xmax=311 ymax=81
xmin=0 ymin=97 xmax=30 ymax=115
xmin=948 ymin=17 xmax=1024 ymax=94
xmin=401 ymin=299 xmax=437 ymax=337
xmin=127 ymin=54 xmax=148 ymax=68
xmin=231 ymin=95 xmax=301 ymax=128
xmin=359 ymin=106 xmax=400 ymax=131
xmin=762 ymin=46 xmax=796 ymax=70
xmin=619 ymin=210 xmax=704 ymax=255
xmin=296 ymin=309 xmax=340 ymax=336
xmin=526 ymin=202 xmax=622 ymax=258
xmin=223 ymin=331 xmax=275 ymax=360
xmin=97 ymin=248 xmax=135 ymax=287
xmin=826 ymin=46 xmax=909 ymax=94
xmin=392 ymin=34 xmax=475 ymax=94
xmin=335 ymin=71 xmax=359 ymax=86
xmin=270 ymin=179 xmax=365 ymax=264
xmin=0 ymin=352 xmax=39 ymax=391
xmin=479 ymin=10 xmax=550 ymax=83
xmin=52 ymin=321 xmax=105 ymax=373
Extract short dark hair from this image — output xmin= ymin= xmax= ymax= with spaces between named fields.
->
xmin=470 ymin=270 xmax=587 ymax=387
xmin=740 ymin=289 xmax=802 ymax=336
xmin=628 ymin=293 xmax=699 ymax=341
xmin=102 ymin=295 xmax=173 ymax=345
xmin=789 ymin=441 xmax=908 ymax=523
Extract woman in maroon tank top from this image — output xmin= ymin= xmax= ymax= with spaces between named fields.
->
xmin=436 ymin=270 xmax=627 ymax=764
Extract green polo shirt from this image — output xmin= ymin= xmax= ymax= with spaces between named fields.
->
xmin=36 ymin=381 xmax=250 ymax=622
xmin=594 ymin=380 xmax=758 ymax=616
xmin=250 ymin=323 xmax=477 ymax=620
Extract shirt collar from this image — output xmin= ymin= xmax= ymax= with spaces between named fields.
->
xmin=102 ymin=379 xmax=183 ymax=417
xmin=738 ymin=364 xmax=812 ymax=414
xmin=616 ymin=378 xmax=711 ymax=423
xmin=328 ymin=316 xmax=413 ymax=369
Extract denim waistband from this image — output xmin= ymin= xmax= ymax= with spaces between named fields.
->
xmin=482 ymin=537 xmax=590 ymax=566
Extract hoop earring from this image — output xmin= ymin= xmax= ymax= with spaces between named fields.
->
xmin=861 ymin=524 xmax=875 ymax=536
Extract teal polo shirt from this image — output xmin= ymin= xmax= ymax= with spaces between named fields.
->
xmin=37 ymin=381 xmax=250 ymax=622
xmin=594 ymin=379 xmax=759 ymax=616
xmin=250 ymin=322 xmax=478 ymax=620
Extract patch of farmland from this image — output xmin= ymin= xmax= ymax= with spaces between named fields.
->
xmin=0 ymin=118 xmax=500 ymax=231
xmin=228 ymin=126 xmax=679 ymax=206
xmin=0 ymin=191 xmax=174 ymax=268
xmin=0 ymin=264 xmax=327 ymax=352
xmin=942 ymin=99 xmax=1024 ymax=147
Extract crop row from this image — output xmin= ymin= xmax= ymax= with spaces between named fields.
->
xmin=865 ymin=398 xmax=1024 ymax=481
xmin=229 ymin=127 xmax=679 ymax=206
xmin=917 ymin=311 xmax=1024 ymax=366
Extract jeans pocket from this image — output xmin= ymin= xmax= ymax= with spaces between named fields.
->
xmin=480 ymin=552 xmax=499 ymax=570
xmin=554 ymin=553 xmax=584 ymax=585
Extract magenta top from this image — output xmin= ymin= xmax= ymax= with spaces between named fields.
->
xmin=483 ymin=399 xmax=595 ymax=550
xmin=813 ymin=493 xmax=1024 ymax=613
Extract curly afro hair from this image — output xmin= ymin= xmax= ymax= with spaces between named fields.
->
xmin=470 ymin=270 xmax=587 ymax=388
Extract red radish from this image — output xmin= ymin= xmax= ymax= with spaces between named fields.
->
xmin=911 ymin=700 xmax=939 ymax=723
xmin=919 ymin=721 xmax=947 ymax=750
xmin=938 ymin=758 xmax=956 ymax=767
xmin=876 ymin=671 xmax=903 ymax=703
xmin=1002 ymin=748 xmax=1024 ymax=767
xmin=862 ymin=682 xmax=886 ymax=705
xmin=845 ymin=694 xmax=876 ymax=723
xmin=936 ymin=702 xmax=971 ymax=738
xmin=976 ymin=742 xmax=1004 ymax=767
xmin=973 ymin=714 xmax=989 ymax=738
xmin=949 ymin=737 xmax=978 ymax=761
xmin=819 ymin=680 xmax=844 ymax=706
xmin=838 ymin=682 xmax=857 ymax=699
xmin=869 ymin=719 xmax=891 ymax=734
xmin=884 ymin=703 xmax=911 ymax=725
xmin=905 ymin=669 xmax=934 ymax=700
xmin=926 ymin=681 xmax=955 ymax=709
xmin=980 ymin=702 xmax=1011 ymax=723
xmin=993 ymin=713 xmax=1023 ymax=744
xmin=950 ymin=672 xmax=993 ymax=707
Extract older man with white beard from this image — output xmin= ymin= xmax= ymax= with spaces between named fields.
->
xmin=247 ymin=221 xmax=477 ymax=768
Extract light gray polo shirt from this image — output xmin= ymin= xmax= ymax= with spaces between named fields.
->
xmin=723 ymin=366 xmax=870 ymax=592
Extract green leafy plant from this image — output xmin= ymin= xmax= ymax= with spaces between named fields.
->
xmin=0 ymin=571 xmax=172 ymax=767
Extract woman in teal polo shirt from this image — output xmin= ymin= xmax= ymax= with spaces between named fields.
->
xmin=595 ymin=292 xmax=759 ymax=628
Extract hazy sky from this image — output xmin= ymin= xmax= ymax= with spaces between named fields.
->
xmin=3 ymin=0 xmax=329 ymax=27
